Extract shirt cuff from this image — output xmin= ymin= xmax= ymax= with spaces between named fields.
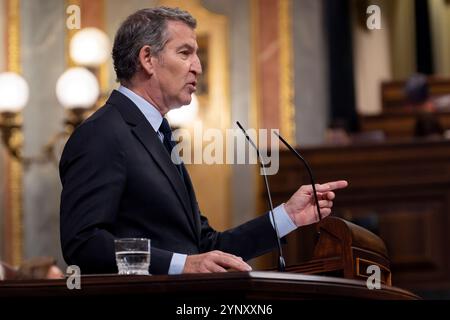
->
xmin=269 ymin=204 xmax=298 ymax=238
xmin=168 ymin=253 xmax=187 ymax=275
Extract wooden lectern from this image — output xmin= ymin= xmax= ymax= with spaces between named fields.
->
xmin=0 ymin=218 xmax=419 ymax=301
xmin=0 ymin=272 xmax=417 ymax=300
xmin=286 ymin=217 xmax=392 ymax=285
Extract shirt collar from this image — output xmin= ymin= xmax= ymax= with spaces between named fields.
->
xmin=117 ymin=85 xmax=162 ymax=132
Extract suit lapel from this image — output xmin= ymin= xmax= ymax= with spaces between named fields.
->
xmin=107 ymin=90 xmax=198 ymax=237
xmin=132 ymin=124 xmax=196 ymax=228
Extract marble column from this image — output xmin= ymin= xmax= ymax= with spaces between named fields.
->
xmin=294 ymin=0 xmax=329 ymax=145
xmin=21 ymin=0 xmax=66 ymax=267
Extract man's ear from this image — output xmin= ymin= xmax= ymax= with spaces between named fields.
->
xmin=138 ymin=45 xmax=154 ymax=75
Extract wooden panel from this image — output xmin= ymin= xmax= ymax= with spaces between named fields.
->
xmin=382 ymin=77 xmax=450 ymax=111
xmin=363 ymin=77 xmax=450 ymax=139
xmin=360 ymin=111 xmax=450 ymax=138
xmin=268 ymin=139 xmax=450 ymax=293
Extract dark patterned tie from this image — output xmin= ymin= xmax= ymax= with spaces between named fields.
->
xmin=159 ymin=118 xmax=184 ymax=178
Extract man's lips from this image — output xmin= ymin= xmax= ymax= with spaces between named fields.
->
xmin=186 ymin=82 xmax=197 ymax=91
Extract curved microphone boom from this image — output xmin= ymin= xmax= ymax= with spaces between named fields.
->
xmin=273 ymin=131 xmax=322 ymax=222
xmin=236 ymin=121 xmax=286 ymax=272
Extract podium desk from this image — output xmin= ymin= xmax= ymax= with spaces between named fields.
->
xmin=0 ymin=271 xmax=419 ymax=300
xmin=271 ymin=139 xmax=450 ymax=292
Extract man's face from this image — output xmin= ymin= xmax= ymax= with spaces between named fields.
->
xmin=150 ymin=20 xmax=202 ymax=112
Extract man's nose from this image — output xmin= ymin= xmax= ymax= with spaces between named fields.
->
xmin=191 ymin=55 xmax=202 ymax=75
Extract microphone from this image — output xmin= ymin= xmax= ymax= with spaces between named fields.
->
xmin=236 ymin=121 xmax=286 ymax=272
xmin=273 ymin=132 xmax=323 ymax=223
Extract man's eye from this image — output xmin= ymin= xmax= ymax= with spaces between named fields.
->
xmin=179 ymin=51 xmax=189 ymax=57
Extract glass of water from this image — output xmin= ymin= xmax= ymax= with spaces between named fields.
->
xmin=114 ymin=238 xmax=151 ymax=275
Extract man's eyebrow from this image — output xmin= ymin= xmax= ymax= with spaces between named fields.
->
xmin=176 ymin=43 xmax=197 ymax=51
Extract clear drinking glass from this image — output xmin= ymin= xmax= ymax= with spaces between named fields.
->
xmin=114 ymin=238 xmax=151 ymax=275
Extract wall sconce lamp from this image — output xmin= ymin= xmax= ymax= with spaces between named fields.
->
xmin=70 ymin=27 xmax=110 ymax=69
xmin=0 ymin=72 xmax=29 ymax=160
xmin=56 ymin=66 xmax=100 ymax=131
xmin=47 ymin=27 xmax=109 ymax=162
xmin=59 ymin=27 xmax=110 ymax=129
xmin=58 ymin=27 xmax=110 ymax=129
xmin=0 ymin=27 xmax=110 ymax=165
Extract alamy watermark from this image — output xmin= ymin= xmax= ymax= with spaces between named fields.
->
xmin=66 ymin=4 xmax=81 ymax=30
xmin=66 ymin=265 xmax=81 ymax=290
xmin=169 ymin=123 xmax=280 ymax=175
xmin=366 ymin=265 xmax=381 ymax=290
xmin=366 ymin=5 xmax=381 ymax=30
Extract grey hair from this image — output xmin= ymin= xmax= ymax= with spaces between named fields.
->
xmin=112 ymin=6 xmax=197 ymax=83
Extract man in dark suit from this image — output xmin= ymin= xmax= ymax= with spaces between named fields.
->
xmin=59 ymin=7 xmax=347 ymax=275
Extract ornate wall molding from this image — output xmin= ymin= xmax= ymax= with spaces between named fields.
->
xmin=252 ymin=0 xmax=295 ymax=143
xmin=4 ymin=0 xmax=23 ymax=266
xmin=279 ymin=0 xmax=295 ymax=144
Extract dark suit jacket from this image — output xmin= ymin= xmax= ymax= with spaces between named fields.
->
xmin=59 ymin=90 xmax=280 ymax=274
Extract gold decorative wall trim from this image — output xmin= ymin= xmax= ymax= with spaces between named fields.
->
xmin=66 ymin=0 xmax=80 ymax=68
xmin=250 ymin=0 xmax=261 ymax=131
xmin=279 ymin=0 xmax=295 ymax=144
xmin=6 ymin=0 xmax=20 ymax=73
xmin=89 ymin=0 xmax=108 ymax=106
xmin=5 ymin=0 xmax=23 ymax=266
